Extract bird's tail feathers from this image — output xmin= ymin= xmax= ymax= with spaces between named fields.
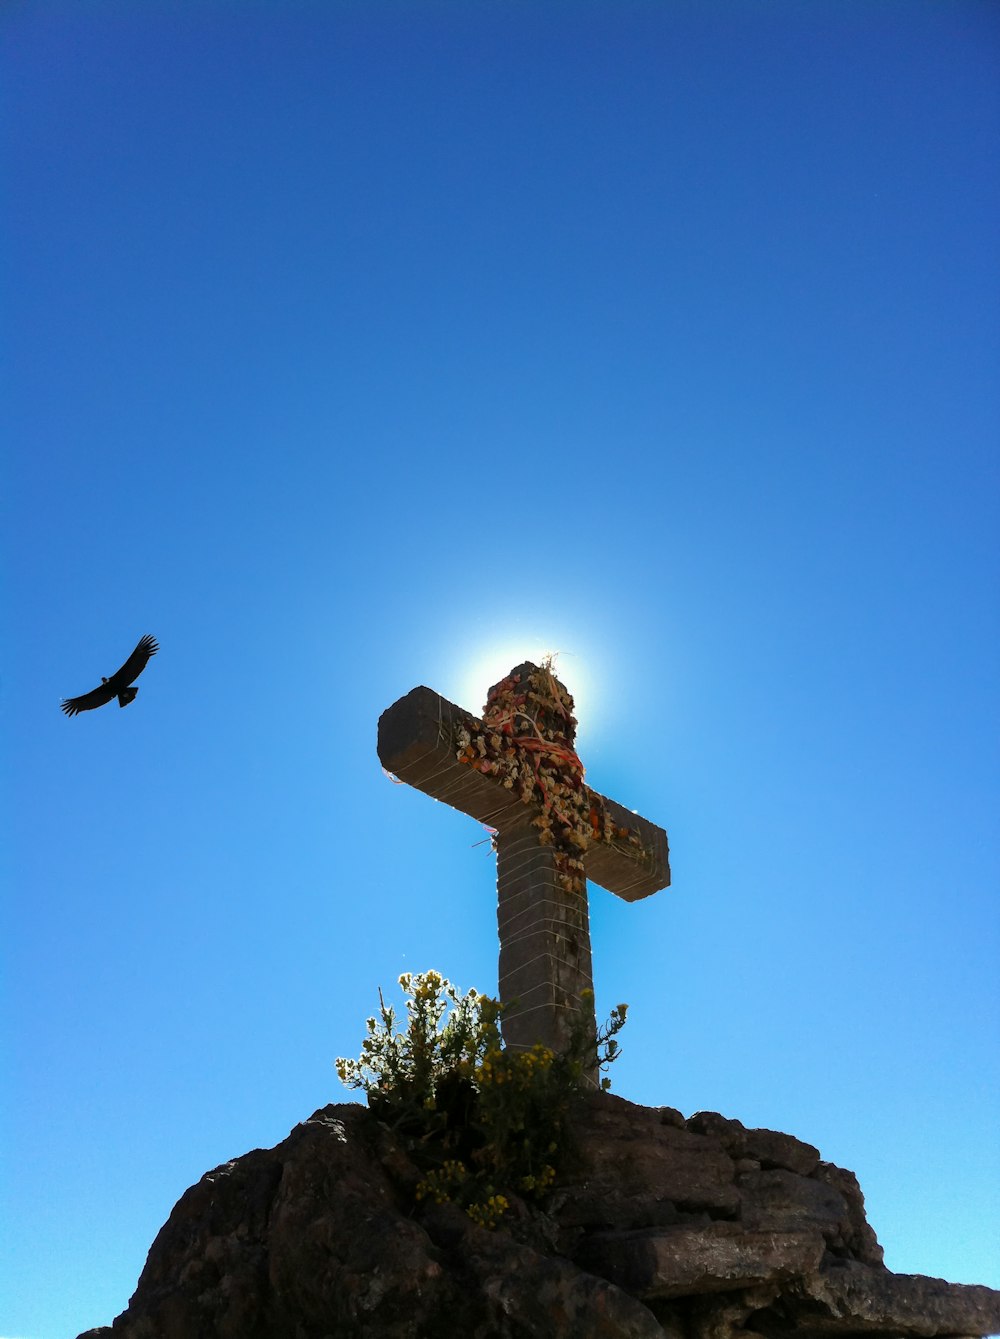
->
xmin=118 ymin=687 xmax=139 ymax=708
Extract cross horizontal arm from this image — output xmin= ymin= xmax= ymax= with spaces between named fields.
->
xmin=585 ymin=794 xmax=670 ymax=903
xmin=377 ymin=684 xmax=671 ymax=902
xmin=378 ymin=685 xmax=525 ymax=830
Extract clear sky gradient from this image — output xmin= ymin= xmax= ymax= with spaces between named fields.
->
xmin=4 ymin=3 xmax=999 ymax=1336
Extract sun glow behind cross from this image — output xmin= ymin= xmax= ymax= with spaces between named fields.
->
xmin=453 ymin=641 xmax=600 ymax=739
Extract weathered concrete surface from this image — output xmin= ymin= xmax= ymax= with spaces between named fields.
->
xmin=75 ymin=1094 xmax=1000 ymax=1339
xmin=495 ymin=814 xmax=596 ymax=1058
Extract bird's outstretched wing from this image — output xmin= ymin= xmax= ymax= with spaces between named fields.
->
xmin=61 ymin=683 xmax=117 ymax=716
xmin=106 ymin=634 xmax=159 ymax=692
xmin=60 ymin=635 xmax=159 ymax=716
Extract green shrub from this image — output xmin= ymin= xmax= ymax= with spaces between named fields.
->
xmin=336 ymin=971 xmax=627 ymax=1227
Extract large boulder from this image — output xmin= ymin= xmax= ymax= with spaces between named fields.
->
xmin=77 ymin=1095 xmax=1000 ymax=1339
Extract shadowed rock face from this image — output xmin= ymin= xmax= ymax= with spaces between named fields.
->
xmin=76 ymin=1094 xmax=1000 ymax=1339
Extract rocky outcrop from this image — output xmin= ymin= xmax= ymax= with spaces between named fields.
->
xmin=78 ymin=1094 xmax=1000 ymax=1339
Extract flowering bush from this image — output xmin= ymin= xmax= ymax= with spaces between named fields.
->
xmin=336 ymin=971 xmax=627 ymax=1228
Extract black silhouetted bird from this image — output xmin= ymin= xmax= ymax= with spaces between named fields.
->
xmin=60 ymin=635 xmax=159 ymax=717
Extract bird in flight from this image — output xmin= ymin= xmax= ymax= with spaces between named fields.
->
xmin=60 ymin=634 xmax=159 ymax=717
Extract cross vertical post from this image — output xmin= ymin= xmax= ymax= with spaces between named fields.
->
xmin=494 ymin=813 xmax=594 ymax=1057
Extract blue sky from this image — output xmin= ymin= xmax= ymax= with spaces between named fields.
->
xmin=4 ymin=3 xmax=998 ymax=1335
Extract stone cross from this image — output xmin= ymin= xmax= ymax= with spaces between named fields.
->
xmin=377 ymin=661 xmax=670 ymax=1069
